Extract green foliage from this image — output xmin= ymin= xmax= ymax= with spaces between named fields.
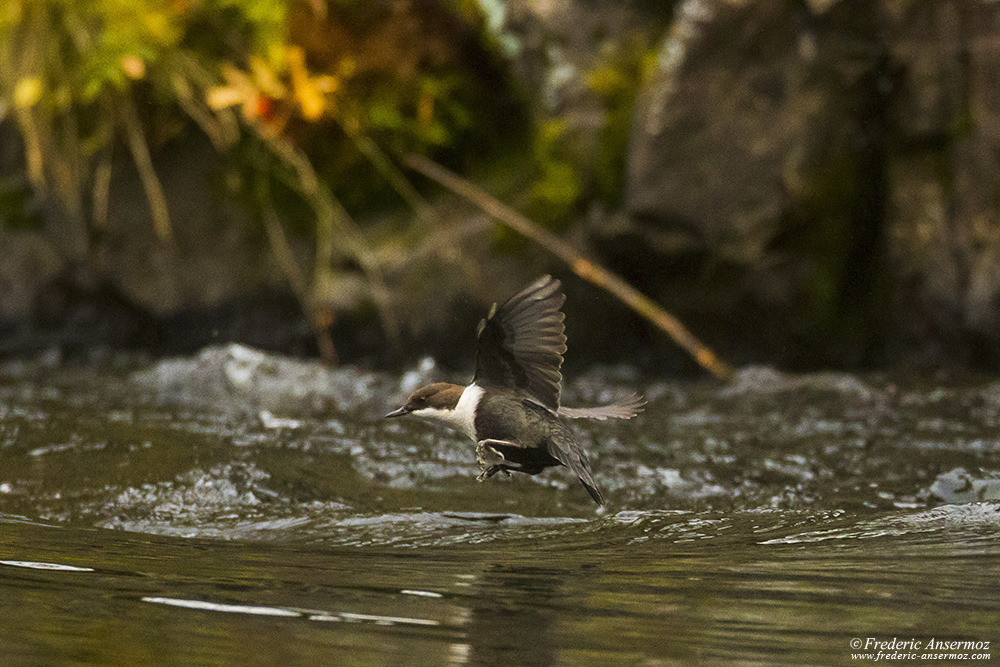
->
xmin=0 ymin=0 xmax=517 ymax=232
xmin=525 ymin=119 xmax=583 ymax=228
xmin=0 ymin=0 xmax=294 ymax=241
xmin=587 ymin=41 xmax=657 ymax=205
xmin=0 ymin=0 xmax=285 ymax=106
xmin=495 ymin=36 xmax=656 ymax=239
xmin=0 ymin=0 xmax=526 ymax=355
xmin=487 ymin=117 xmax=583 ymax=250
xmin=185 ymin=0 xmax=288 ymax=66
xmin=363 ymin=74 xmax=472 ymax=153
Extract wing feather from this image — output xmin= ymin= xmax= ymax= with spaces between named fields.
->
xmin=559 ymin=393 xmax=646 ymax=421
xmin=474 ymin=275 xmax=566 ymax=412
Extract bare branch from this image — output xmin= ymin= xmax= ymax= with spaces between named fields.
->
xmin=404 ymin=154 xmax=736 ymax=382
xmin=120 ymin=95 xmax=174 ymax=244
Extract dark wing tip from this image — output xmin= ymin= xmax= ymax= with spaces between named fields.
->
xmin=546 ymin=431 xmax=604 ymax=506
xmin=582 ymin=478 xmax=606 ymax=506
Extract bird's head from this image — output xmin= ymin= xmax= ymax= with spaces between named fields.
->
xmin=384 ymin=382 xmax=465 ymax=420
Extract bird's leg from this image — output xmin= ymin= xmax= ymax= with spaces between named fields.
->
xmin=478 ymin=465 xmax=506 ymax=481
xmin=476 ymin=441 xmax=507 ymax=481
xmin=475 ymin=439 xmax=527 ymax=482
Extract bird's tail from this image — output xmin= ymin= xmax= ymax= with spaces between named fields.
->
xmin=546 ymin=430 xmax=605 ymax=506
xmin=578 ymin=470 xmax=606 ymax=506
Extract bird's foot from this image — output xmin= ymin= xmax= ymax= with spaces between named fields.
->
xmin=477 ymin=466 xmax=510 ymax=482
xmin=476 ymin=442 xmax=507 ymax=482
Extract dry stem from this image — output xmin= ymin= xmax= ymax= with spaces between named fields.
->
xmin=404 ymin=154 xmax=736 ymax=382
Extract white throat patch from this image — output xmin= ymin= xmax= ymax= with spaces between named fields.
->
xmin=411 ymin=383 xmax=483 ymax=441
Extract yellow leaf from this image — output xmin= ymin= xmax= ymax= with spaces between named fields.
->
xmin=13 ymin=77 xmax=43 ymax=108
xmin=206 ymin=86 xmax=246 ymax=110
xmin=121 ymin=55 xmax=146 ymax=80
xmin=285 ymin=45 xmax=307 ymax=73
xmin=221 ymin=64 xmax=254 ymax=91
xmin=248 ymin=56 xmax=285 ymax=98
xmin=314 ymin=75 xmax=339 ymax=94
xmin=297 ymin=84 xmax=325 ymax=121
xmin=287 ymin=46 xmax=325 ymax=121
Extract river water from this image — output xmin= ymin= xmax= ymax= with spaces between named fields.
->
xmin=1 ymin=345 xmax=998 ymax=663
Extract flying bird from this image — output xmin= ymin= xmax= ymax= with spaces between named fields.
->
xmin=385 ymin=275 xmax=644 ymax=505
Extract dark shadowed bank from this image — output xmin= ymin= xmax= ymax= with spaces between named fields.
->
xmin=3 ymin=0 xmax=1000 ymax=371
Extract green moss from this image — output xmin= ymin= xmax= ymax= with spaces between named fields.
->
xmin=799 ymin=154 xmax=860 ymax=313
xmin=781 ymin=139 xmax=886 ymax=363
xmin=524 ymin=119 xmax=583 ymax=228
xmin=480 ymin=116 xmax=584 ymax=251
xmin=587 ymin=41 xmax=658 ymax=206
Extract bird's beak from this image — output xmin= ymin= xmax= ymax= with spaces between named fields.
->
xmin=383 ymin=405 xmax=410 ymax=419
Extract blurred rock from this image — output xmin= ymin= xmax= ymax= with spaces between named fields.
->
xmin=622 ymin=0 xmax=887 ymax=366
xmin=0 ymin=231 xmax=61 ymax=320
xmin=628 ymin=0 xmax=841 ymax=262
xmin=881 ymin=0 xmax=1000 ymax=365
xmin=0 ymin=132 xmax=320 ymax=358
xmin=619 ymin=0 xmax=1000 ymax=367
xmin=95 ymin=136 xmax=273 ymax=317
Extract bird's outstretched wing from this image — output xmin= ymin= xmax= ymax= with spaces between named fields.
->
xmin=474 ymin=275 xmax=566 ymax=413
xmin=559 ymin=393 xmax=646 ymax=421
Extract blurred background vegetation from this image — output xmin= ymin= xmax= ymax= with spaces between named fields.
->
xmin=0 ymin=0 xmax=667 ymax=365
xmin=0 ymin=0 xmax=537 ymax=361
xmin=0 ymin=0 xmax=648 ymax=350
xmin=2 ymin=0 xmax=999 ymax=371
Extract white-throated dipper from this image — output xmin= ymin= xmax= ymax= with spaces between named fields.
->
xmin=384 ymin=275 xmax=644 ymax=505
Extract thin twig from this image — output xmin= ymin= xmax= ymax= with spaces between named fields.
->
xmin=172 ymin=53 xmax=240 ymax=148
xmin=120 ymin=95 xmax=174 ymax=244
xmin=260 ymin=198 xmax=338 ymax=365
xmin=92 ymin=156 xmax=111 ymax=229
xmin=90 ymin=102 xmax=116 ymax=229
xmin=15 ymin=109 xmax=46 ymax=188
xmin=261 ymin=131 xmax=400 ymax=341
xmin=342 ymin=121 xmax=429 ymax=219
xmin=404 ymin=154 xmax=736 ymax=382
